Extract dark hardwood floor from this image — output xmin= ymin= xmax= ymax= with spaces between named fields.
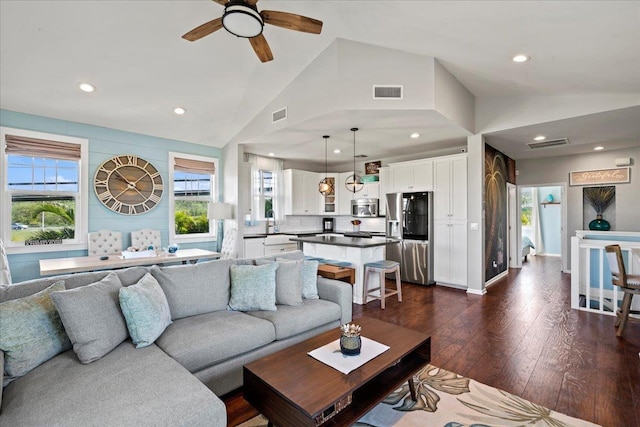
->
xmin=224 ymin=256 xmax=640 ymax=426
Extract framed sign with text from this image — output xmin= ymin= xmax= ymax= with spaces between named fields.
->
xmin=569 ymin=167 xmax=630 ymax=186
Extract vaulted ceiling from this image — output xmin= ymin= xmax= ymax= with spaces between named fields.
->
xmin=1 ymin=1 xmax=638 ymax=166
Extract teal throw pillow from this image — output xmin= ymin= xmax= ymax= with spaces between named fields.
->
xmin=0 ymin=281 xmax=71 ymax=385
xmin=119 ymin=273 xmax=172 ymax=348
xmin=228 ymin=263 xmax=278 ymax=312
xmin=256 ymin=259 xmax=304 ymax=306
xmin=51 ymin=272 xmax=128 ymax=364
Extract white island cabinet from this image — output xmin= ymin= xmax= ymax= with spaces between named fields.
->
xmin=289 ymin=235 xmax=388 ymax=305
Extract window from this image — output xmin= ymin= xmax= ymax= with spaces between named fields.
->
xmin=1 ymin=127 xmax=89 ymax=252
xmin=520 ymin=187 xmax=533 ymax=226
xmin=254 ymin=169 xmax=274 ymax=219
xmin=169 ymin=152 xmax=218 ymax=243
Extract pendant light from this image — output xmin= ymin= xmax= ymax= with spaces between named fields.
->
xmin=318 ymin=135 xmax=333 ymax=195
xmin=345 ymin=127 xmax=364 ymax=193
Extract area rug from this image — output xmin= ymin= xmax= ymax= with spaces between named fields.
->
xmin=238 ymin=364 xmax=599 ymax=427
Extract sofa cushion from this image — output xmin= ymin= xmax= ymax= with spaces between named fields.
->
xmin=248 ymin=299 xmax=342 ymax=340
xmin=0 ymin=281 xmax=71 ymax=385
xmin=155 ymin=310 xmax=275 ymax=372
xmin=119 ymin=273 xmax=172 ymax=348
xmin=150 ymin=259 xmax=234 ymax=319
xmin=228 ymin=263 xmax=278 ymax=312
xmin=0 ymin=342 xmax=226 ymax=426
xmin=256 ymin=259 xmax=304 ymax=306
xmin=51 ymin=272 xmax=128 ymax=364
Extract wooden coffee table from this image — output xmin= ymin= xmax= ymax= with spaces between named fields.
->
xmin=243 ymin=317 xmax=431 ymax=427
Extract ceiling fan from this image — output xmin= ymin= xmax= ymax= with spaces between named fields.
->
xmin=182 ymin=0 xmax=323 ymax=63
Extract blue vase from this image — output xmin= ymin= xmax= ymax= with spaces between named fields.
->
xmin=589 ymin=215 xmax=610 ymax=231
xmin=545 ymin=194 xmax=554 ymax=203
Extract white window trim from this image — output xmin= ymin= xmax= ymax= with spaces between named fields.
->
xmin=168 ymin=151 xmax=219 ymax=244
xmin=0 ymin=127 xmax=89 ymax=254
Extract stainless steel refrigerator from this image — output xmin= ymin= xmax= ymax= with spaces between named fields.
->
xmin=385 ymin=192 xmax=435 ymax=285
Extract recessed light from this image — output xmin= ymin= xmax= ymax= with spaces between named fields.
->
xmin=173 ymin=107 xmax=186 ymax=115
xmin=534 ymin=135 xmax=546 ymax=141
xmin=594 ymin=146 xmax=604 ymax=151
xmin=333 ymin=149 xmax=341 ymax=154
xmin=410 ymin=133 xmax=420 ymax=139
xmin=268 ymin=152 xmax=275 ymax=157
xmin=78 ymin=83 xmax=95 ymax=93
xmin=512 ymin=54 xmax=530 ymax=63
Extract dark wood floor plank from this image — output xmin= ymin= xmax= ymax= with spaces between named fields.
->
xmin=224 ymin=255 xmax=640 ymax=427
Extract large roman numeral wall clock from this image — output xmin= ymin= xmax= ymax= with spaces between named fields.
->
xmin=94 ymin=155 xmax=164 ymax=215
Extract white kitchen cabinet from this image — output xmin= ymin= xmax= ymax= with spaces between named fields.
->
xmin=432 ymin=154 xmax=468 ymax=288
xmin=243 ymin=238 xmax=265 ymax=258
xmin=390 ymin=159 xmax=433 ymax=192
xmin=433 ymin=155 xmax=467 ymax=221
xmin=284 ymin=169 xmax=319 ymax=215
xmin=378 ymin=166 xmax=391 ymax=216
xmin=433 ymin=220 xmax=467 ymax=287
xmin=264 ymin=243 xmax=297 ymax=256
xmin=360 ymin=182 xmax=379 ymax=199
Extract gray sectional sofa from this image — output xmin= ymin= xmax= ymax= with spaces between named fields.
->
xmin=0 ymin=250 xmax=353 ymax=426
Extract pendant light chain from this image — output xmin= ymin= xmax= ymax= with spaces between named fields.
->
xmin=318 ymin=135 xmax=332 ymax=195
xmin=345 ymin=127 xmax=363 ymax=193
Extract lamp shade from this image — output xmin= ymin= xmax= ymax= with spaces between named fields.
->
xmin=211 ymin=203 xmax=234 ymax=220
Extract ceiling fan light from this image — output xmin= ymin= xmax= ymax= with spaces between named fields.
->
xmin=222 ymin=3 xmax=264 ymax=38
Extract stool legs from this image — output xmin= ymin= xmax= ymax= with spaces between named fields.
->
xmin=363 ymin=267 xmax=371 ymax=304
xmin=395 ymin=267 xmax=402 ymax=302
xmin=379 ymin=270 xmax=386 ymax=309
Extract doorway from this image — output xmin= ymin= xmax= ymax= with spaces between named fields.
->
xmin=508 ymin=183 xmax=568 ymax=272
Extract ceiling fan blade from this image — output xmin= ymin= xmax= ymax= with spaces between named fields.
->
xmin=182 ymin=18 xmax=224 ymax=42
xmin=211 ymin=0 xmax=229 ymax=5
xmin=249 ymin=34 xmax=274 ymax=63
xmin=246 ymin=0 xmax=259 ymax=5
xmin=261 ymin=10 xmax=323 ymax=34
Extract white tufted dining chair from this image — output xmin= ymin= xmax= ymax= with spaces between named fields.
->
xmin=1 ymin=238 xmax=12 ymax=285
xmin=88 ymin=230 xmax=123 ymax=255
xmin=131 ymin=229 xmax=162 ymax=251
xmin=220 ymin=228 xmax=238 ymax=260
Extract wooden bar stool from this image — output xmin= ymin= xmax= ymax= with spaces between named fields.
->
xmin=363 ymin=260 xmax=402 ymax=309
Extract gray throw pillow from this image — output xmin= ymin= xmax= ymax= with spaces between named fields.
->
xmin=277 ymin=257 xmax=320 ymax=299
xmin=0 ymin=281 xmax=71 ymax=385
xmin=228 ymin=263 xmax=278 ymax=312
xmin=256 ymin=259 xmax=304 ymax=306
xmin=119 ymin=273 xmax=172 ymax=348
xmin=300 ymin=260 xmax=320 ymax=299
xmin=51 ymin=272 xmax=128 ymax=364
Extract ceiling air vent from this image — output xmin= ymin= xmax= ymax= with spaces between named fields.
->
xmin=373 ymin=85 xmax=403 ymax=100
xmin=272 ymin=107 xmax=287 ymax=124
xmin=527 ymin=138 xmax=569 ymax=150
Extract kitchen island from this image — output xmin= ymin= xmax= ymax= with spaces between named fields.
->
xmin=289 ymin=235 xmax=389 ymax=305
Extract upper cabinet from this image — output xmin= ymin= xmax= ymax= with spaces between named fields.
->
xmin=390 ymin=159 xmax=433 ymax=192
xmin=284 ymin=169 xmax=319 ymax=215
xmin=433 ymin=155 xmax=467 ymax=221
xmin=338 ymin=172 xmax=354 ymax=215
xmin=378 ymin=166 xmax=392 ymax=216
xmin=360 ymin=182 xmax=379 ymax=199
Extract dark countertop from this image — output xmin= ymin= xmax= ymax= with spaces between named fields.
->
xmin=289 ymin=235 xmax=389 ymax=248
xmin=244 ymin=230 xmax=385 ymax=239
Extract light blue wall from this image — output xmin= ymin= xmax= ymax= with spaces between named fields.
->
xmin=1 ymin=110 xmax=223 ymax=282
xmin=537 ymin=186 xmax=561 ymax=255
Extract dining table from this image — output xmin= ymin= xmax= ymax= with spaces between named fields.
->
xmin=39 ymin=248 xmax=221 ymax=276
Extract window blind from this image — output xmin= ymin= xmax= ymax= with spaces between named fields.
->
xmin=5 ymin=134 xmax=82 ymax=160
xmin=174 ymin=157 xmax=216 ymax=174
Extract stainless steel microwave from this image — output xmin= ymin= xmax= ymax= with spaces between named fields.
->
xmin=351 ymin=198 xmax=379 ymax=217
